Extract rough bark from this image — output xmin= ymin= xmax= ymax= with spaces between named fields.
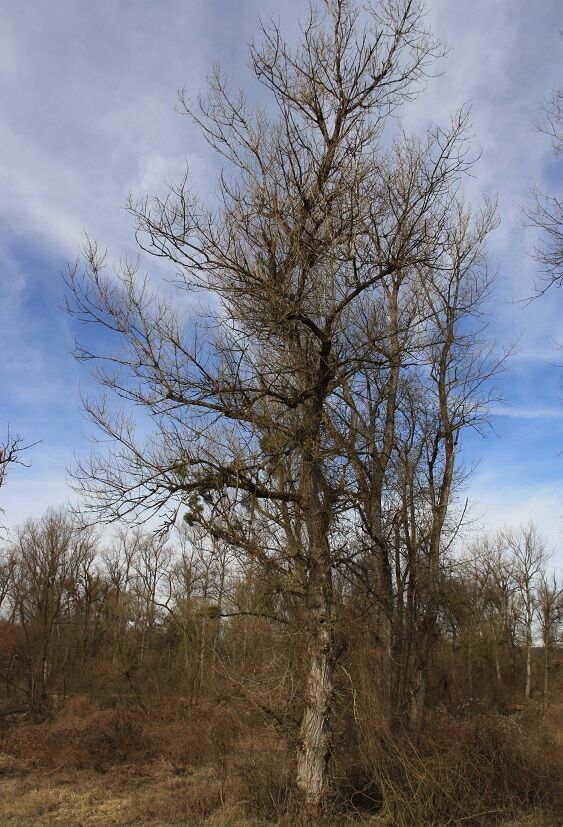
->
xmin=296 ymin=589 xmax=335 ymax=816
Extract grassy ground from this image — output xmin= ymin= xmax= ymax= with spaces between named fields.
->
xmin=0 ymin=703 xmax=561 ymax=826
xmin=0 ymin=764 xmax=557 ymax=827
xmin=0 ymin=756 xmax=559 ymax=827
xmin=0 ymin=759 xmax=245 ymax=827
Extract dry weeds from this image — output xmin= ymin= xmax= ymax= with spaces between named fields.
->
xmin=0 ymin=698 xmax=561 ymax=826
xmin=0 ymin=761 xmax=235 ymax=827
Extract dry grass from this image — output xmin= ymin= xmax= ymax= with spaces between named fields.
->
xmin=0 ymin=697 xmax=561 ymax=826
xmin=0 ymin=698 xmax=258 ymax=827
xmin=0 ymin=761 xmax=243 ymax=827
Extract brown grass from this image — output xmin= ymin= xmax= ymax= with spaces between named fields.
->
xmin=0 ymin=697 xmax=561 ymax=826
xmin=2 ymin=695 xmax=151 ymax=770
xmin=0 ymin=761 xmax=235 ymax=827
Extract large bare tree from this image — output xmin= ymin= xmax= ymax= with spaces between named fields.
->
xmin=65 ymin=0 xmax=497 ymax=814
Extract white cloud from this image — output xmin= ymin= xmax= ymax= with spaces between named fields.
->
xmin=490 ymin=405 xmax=563 ymax=420
xmin=466 ymin=478 xmax=563 ymax=566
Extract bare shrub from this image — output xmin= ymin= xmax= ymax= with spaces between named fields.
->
xmin=349 ymin=711 xmax=562 ymax=826
xmin=227 ymin=740 xmax=294 ymax=822
xmin=128 ymin=769 xmax=222 ymax=824
xmin=3 ymin=698 xmax=150 ymax=769
xmin=147 ymin=702 xmax=241 ymax=775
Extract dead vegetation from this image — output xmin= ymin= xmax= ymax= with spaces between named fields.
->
xmin=347 ymin=709 xmax=562 ymax=826
xmin=0 ymin=694 xmax=561 ymax=826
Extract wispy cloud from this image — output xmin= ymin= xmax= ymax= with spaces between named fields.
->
xmin=490 ymin=405 xmax=563 ymax=420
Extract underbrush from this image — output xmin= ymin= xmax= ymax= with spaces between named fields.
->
xmin=1 ymin=695 xmax=151 ymax=770
xmin=341 ymin=707 xmax=563 ymax=826
xmin=0 ymin=697 xmax=561 ymax=826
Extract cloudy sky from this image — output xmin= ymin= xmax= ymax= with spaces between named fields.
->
xmin=1 ymin=0 xmax=562 ymax=562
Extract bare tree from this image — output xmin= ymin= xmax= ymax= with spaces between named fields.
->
xmin=131 ymin=532 xmax=172 ymax=668
xmin=171 ymin=524 xmax=232 ymax=697
xmin=337 ymin=197 xmax=498 ymax=727
xmin=100 ymin=529 xmax=139 ymax=671
xmin=402 ymin=205 xmax=498 ymax=726
xmin=9 ymin=510 xmax=96 ymax=713
xmin=536 ymin=571 xmax=562 ymax=710
xmin=64 ymin=0 xmax=499 ymax=814
xmin=470 ymin=534 xmax=517 ymax=687
xmin=503 ymin=523 xmax=548 ymax=701
xmin=0 ymin=428 xmax=36 ymax=522
xmin=0 ymin=550 xmax=16 ymax=618
xmin=526 ymin=61 xmax=563 ymax=293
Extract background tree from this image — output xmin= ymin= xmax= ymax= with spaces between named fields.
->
xmin=8 ymin=510 xmax=95 ymax=713
xmin=537 ymin=570 xmax=563 ymax=709
xmin=468 ymin=535 xmax=517 ymax=689
xmin=502 ymin=523 xmax=548 ymax=701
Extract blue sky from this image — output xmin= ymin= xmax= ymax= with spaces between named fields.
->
xmin=1 ymin=0 xmax=562 ymax=563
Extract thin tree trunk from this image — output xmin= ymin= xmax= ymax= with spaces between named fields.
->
xmin=543 ymin=642 xmax=549 ymax=711
xmin=409 ymin=664 xmax=425 ymax=729
xmin=525 ymin=628 xmax=532 ymax=700
xmin=494 ymin=646 xmax=502 ymax=684
xmin=372 ymin=549 xmax=393 ymax=726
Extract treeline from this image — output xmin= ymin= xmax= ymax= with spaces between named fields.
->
xmin=0 ymin=510 xmax=560 ymax=722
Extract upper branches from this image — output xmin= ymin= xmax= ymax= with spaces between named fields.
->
xmin=64 ymin=0 xmax=496 ymax=555
xmin=527 ymin=66 xmax=563 ymax=294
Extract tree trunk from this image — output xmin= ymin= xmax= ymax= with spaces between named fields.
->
xmin=371 ymin=549 xmax=393 ymax=727
xmin=296 ymin=497 xmax=335 ymax=817
xmin=543 ymin=643 xmax=549 ymax=711
xmin=409 ymin=606 xmax=435 ymax=730
xmin=409 ymin=537 xmax=441 ymax=729
xmin=409 ymin=663 xmax=426 ymax=729
xmin=525 ymin=629 xmax=532 ymax=700
xmin=467 ymin=637 xmax=473 ymax=696
xmin=296 ymin=613 xmax=335 ymax=817
xmin=494 ymin=646 xmax=502 ymax=684
xmin=29 ymin=645 xmax=48 ymax=716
